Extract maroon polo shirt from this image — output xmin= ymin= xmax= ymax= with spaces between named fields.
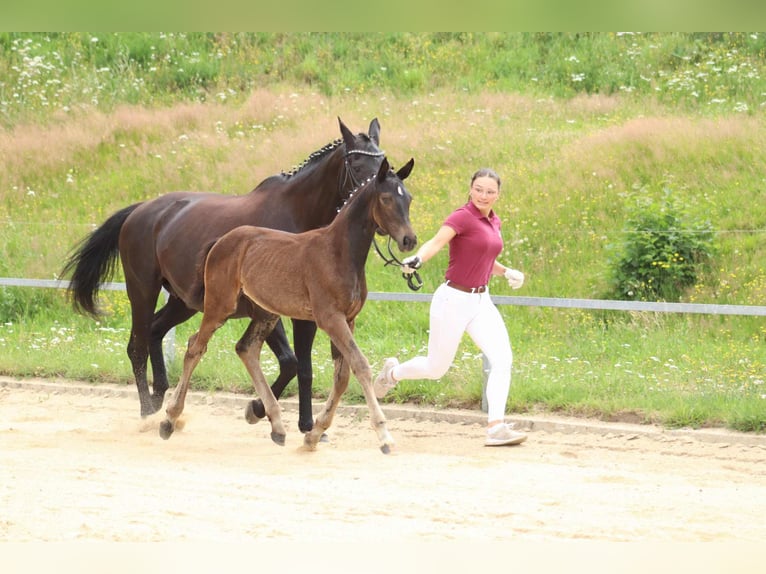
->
xmin=443 ymin=202 xmax=503 ymax=288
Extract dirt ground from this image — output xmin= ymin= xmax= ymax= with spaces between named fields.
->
xmin=1 ymin=376 xmax=765 ymax=550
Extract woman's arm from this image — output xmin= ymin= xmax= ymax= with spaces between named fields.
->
xmin=414 ymin=225 xmax=456 ymax=265
xmin=491 ymin=260 xmax=508 ymax=277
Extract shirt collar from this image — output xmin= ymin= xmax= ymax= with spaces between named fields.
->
xmin=465 ymin=201 xmax=495 ymax=220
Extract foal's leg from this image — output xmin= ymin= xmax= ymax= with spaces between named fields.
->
xmin=246 ymin=319 xmax=329 ymax=442
xmin=159 ymin=315 xmax=222 ymax=440
xmin=303 ymin=340 xmax=349 ymax=450
xmin=307 ymin=318 xmax=394 ymax=454
xmin=236 ymin=316 xmax=288 ymax=446
xmin=245 ymin=319 xmax=298 ymax=423
xmin=248 ymin=319 xmax=319 ymax=435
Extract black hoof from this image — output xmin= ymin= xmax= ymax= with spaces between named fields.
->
xmin=270 ymin=432 xmax=286 ymax=446
xmin=140 ymin=394 xmax=166 ymax=419
xmin=245 ymin=400 xmax=266 ymax=424
xmin=140 ymin=403 xmax=160 ymax=419
xmin=380 ymin=443 xmax=392 ymax=455
xmin=159 ymin=420 xmax=174 ymax=440
xmin=151 ymin=393 xmax=165 ymax=410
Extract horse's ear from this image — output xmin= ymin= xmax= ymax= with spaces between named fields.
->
xmin=377 ymin=157 xmax=390 ymax=182
xmin=338 ymin=117 xmax=355 ymax=148
xmin=368 ymin=118 xmax=381 ymax=145
xmin=396 ymin=158 xmax=415 ymax=181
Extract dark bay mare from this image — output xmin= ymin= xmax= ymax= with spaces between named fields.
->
xmin=160 ymin=157 xmax=416 ymax=454
xmin=61 ymin=118 xmax=386 ymax=432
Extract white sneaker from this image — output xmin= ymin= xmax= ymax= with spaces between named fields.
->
xmin=373 ymin=358 xmax=399 ymax=398
xmin=485 ymin=423 xmax=527 ymax=446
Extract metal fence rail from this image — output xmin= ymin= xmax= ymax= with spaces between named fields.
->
xmin=4 ymin=276 xmax=764 ymax=413
xmin=2 ymin=277 xmax=766 ymax=316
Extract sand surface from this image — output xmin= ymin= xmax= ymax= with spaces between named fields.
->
xmin=1 ymin=376 xmax=765 ymax=547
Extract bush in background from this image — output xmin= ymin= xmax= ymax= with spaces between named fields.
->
xmin=607 ymin=190 xmax=716 ymax=302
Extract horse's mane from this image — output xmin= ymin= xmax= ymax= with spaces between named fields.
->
xmin=280 ymin=138 xmax=344 ymax=178
xmin=336 ymin=176 xmax=371 ymax=213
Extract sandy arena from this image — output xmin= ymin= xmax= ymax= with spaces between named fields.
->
xmin=1 ymin=376 xmax=765 ymax=549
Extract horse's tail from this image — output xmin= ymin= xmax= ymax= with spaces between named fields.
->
xmin=193 ymin=238 xmax=219 ymax=303
xmin=60 ymin=203 xmax=142 ymax=318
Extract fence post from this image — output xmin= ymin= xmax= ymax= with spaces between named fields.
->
xmin=481 ymin=353 xmax=489 ymax=413
xmin=162 ymin=288 xmax=176 ymax=364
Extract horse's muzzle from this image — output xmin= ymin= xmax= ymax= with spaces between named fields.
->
xmin=400 ymin=234 xmax=417 ymax=252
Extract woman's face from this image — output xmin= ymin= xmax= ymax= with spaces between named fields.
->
xmin=469 ymin=175 xmax=500 ymax=215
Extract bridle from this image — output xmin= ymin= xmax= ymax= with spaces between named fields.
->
xmin=339 ymin=148 xmax=386 ymax=197
xmin=342 ymin=147 xmax=421 ymax=292
xmin=373 ymin=236 xmax=423 ymax=292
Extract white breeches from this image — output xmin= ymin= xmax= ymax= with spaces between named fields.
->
xmin=393 ymin=283 xmax=512 ymax=422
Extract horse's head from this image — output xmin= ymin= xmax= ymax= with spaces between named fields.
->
xmin=339 ymin=117 xmax=385 ymax=188
xmin=371 ymin=157 xmax=417 ymax=253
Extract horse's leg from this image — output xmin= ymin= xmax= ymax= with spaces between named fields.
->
xmin=306 ymin=318 xmax=394 ymax=454
xmin=247 ymin=318 xmax=324 ymax=439
xmin=125 ymin=279 xmax=163 ymax=418
xmin=236 ymin=316 xmax=287 ymax=446
xmin=159 ymin=316 xmax=221 ymax=440
xmin=303 ymin=339 xmax=350 ymax=450
xmin=292 ymin=319 xmax=319 ymax=433
xmin=245 ymin=319 xmax=297 ymax=423
xmin=148 ymin=296 xmax=197 ymax=411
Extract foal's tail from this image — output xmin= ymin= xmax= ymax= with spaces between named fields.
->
xmin=60 ymin=203 xmax=142 ymax=318
xmin=193 ymin=238 xmax=219 ymax=303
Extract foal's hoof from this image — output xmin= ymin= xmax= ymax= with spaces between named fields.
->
xmin=245 ymin=400 xmax=266 ymax=425
xmin=159 ymin=420 xmax=174 ymax=440
xmin=299 ymin=420 xmax=328 ymax=443
xmin=302 ymin=429 xmax=330 ymax=443
xmin=270 ymin=432 xmax=286 ymax=446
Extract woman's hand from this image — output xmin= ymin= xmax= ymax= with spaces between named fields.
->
xmin=402 ymin=255 xmax=422 ymax=274
xmin=504 ymin=268 xmax=525 ymax=289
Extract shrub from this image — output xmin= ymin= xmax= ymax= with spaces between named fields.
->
xmin=607 ymin=191 xmax=716 ymax=302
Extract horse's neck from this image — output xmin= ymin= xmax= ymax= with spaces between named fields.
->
xmin=245 ymin=147 xmax=347 ymax=231
xmin=332 ymin=186 xmax=377 ymax=272
xmin=281 ymin=148 xmax=347 ymax=225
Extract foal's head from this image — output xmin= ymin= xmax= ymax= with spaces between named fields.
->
xmin=370 ymin=157 xmax=418 ymax=253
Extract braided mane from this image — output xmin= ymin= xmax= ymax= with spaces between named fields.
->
xmin=281 ymin=138 xmax=343 ymax=177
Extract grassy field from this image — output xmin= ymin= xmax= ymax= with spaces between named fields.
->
xmin=1 ymin=33 xmax=764 ymax=431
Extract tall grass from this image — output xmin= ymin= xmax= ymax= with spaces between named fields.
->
xmin=1 ymin=33 xmax=765 ymax=431
xmin=3 ymin=32 xmax=766 ymax=128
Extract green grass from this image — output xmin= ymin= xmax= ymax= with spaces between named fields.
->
xmin=1 ymin=33 xmax=765 ymax=432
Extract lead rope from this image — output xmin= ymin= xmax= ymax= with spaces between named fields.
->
xmin=372 ymin=235 xmax=423 ymax=291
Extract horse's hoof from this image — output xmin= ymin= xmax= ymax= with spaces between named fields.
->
xmin=298 ymin=423 xmax=313 ymax=433
xmin=151 ymin=393 xmax=165 ymax=411
xmin=245 ymin=400 xmax=265 ymax=424
xmin=159 ymin=420 xmax=174 ymax=440
xmin=140 ymin=403 xmax=161 ymax=419
xmin=380 ymin=443 xmax=396 ymax=455
xmin=270 ymin=432 xmax=286 ymax=446
xmin=302 ymin=429 xmax=329 ymax=443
